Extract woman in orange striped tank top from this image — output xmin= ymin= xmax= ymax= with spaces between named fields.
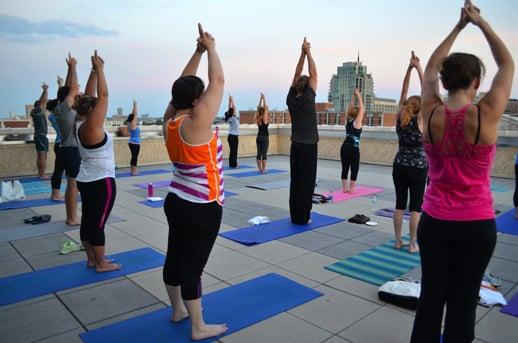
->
xmin=161 ymin=24 xmax=227 ymax=341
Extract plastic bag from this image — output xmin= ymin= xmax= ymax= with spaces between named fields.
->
xmin=1 ymin=180 xmax=26 ymax=202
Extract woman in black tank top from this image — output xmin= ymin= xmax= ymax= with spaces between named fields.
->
xmin=255 ymin=93 xmax=269 ymax=173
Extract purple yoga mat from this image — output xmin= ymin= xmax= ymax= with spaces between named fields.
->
xmin=501 ymin=293 xmax=518 ymax=317
xmin=374 ymin=208 xmax=411 ymax=220
xmin=133 ymin=180 xmax=171 ymax=189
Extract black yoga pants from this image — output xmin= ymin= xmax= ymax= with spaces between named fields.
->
xmin=340 ymin=142 xmax=360 ymax=181
xmin=129 ymin=143 xmax=140 ymax=167
xmin=289 ymin=142 xmax=317 ymax=225
xmin=163 ymin=193 xmax=222 ymax=300
xmin=392 ymin=164 xmax=427 ymax=212
xmin=51 ymin=143 xmax=65 ymax=190
xmin=227 ymin=134 xmax=239 ymax=168
xmin=256 ymin=135 xmax=269 ymax=160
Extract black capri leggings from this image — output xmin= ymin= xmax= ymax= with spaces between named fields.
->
xmin=163 ymin=193 xmax=222 ymax=300
xmin=77 ymin=177 xmax=116 ymax=246
xmin=340 ymin=142 xmax=360 ymax=181
xmin=227 ymin=134 xmax=239 ymax=168
xmin=256 ymin=135 xmax=269 ymax=160
xmin=129 ymin=143 xmax=140 ymax=167
xmin=51 ymin=143 xmax=65 ymax=190
xmin=392 ymin=164 xmax=427 ymax=212
xmin=411 ymin=212 xmax=496 ymax=343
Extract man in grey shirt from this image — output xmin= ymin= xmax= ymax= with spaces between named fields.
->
xmin=286 ymin=37 xmax=318 ymax=225
xmin=31 ymin=83 xmax=49 ymax=179
xmin=55 ymin=53 xmax=81 ymax=226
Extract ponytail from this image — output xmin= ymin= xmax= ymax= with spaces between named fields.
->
xmin=399 ymin=96 xmax=421 ymax=128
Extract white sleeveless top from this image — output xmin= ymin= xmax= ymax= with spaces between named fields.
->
xmin=75 ymin=121 xmax=115 ymax=182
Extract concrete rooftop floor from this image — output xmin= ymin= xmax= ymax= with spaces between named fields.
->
xmin=1 ymin=155 xmax=517 ymax=343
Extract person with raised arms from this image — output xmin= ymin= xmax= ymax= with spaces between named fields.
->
xmin=254 ymin=93 xmax=269 ymax=173
xmin=74 ymin=51 xmax=120 ymax=273
xmin=162 ymin=23 xmax=227 ymax=340
xmin=224 ymin=95 xmax=239 ymax=168
xmin=287 ymin=37 xmax=318 ymax=225
xmin=340 ymin=88 xmax=365 ymax=193
xmin=126 ymin=100 xmax=141 ymax=175
xmin=30 ymin=82 xmax=50 ymax=180
xmin=411 ymin=1 xmax=514 ymax=341
xmin=391 ymin=51 xmax=426 ymax=254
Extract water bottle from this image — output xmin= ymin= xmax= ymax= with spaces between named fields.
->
xmin=147 ymin=182 xmax=154 ymax=197
xmin=370 ymin=195 xmax=378 ymax=214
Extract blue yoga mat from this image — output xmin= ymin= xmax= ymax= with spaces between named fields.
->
xmin=0 ymin=247 xmax=164 ymax=306
xmin=220 ymin=212 xmax=344 ymax=246
xmin=501 ymin=291 xmax=518 ymax=317
xmin=80 ymin=273 xmax=323 ymax=343
xmin=491 ymin=184 xmax=510 ymax=192
xmin=0 ymin=197 xmax=78 ymax=211
xmin=223 ymin=164 xmax=253 ymax=171
xmin=227 ymin=169 xmax=286 ymax=178
xmin=115 ymin=169 xmax=170 ymax=178
xmin=496 ymin=209 xmax=518 ymax=235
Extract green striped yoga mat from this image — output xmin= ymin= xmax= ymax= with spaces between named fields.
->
xmin=324 ymin=240 xmax=421 ymax=286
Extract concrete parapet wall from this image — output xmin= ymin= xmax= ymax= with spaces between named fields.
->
xmin=0 ymin=126 xmax=516 ymax=178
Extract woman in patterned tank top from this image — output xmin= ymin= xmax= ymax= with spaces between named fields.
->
xmin=411 ymin=1 xmax=514 ymax=342
xmin=161 ymin=24 xmax=228 ymax=341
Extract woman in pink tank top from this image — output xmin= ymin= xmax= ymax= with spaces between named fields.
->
xmin=411 ymin=1 xmax=514 ymax=342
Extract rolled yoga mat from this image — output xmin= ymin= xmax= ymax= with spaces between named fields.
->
xmin=322 ymin=186 xmax=384 ymax=203
xmin=325 ymin=239 xmax=421 ymax=286
xmin=80 ymin=273 xmax=323 ymax=343
xmin=220 ymin=212 xmax=344 ymax=246
xmin=0 ymin=247 xmax=164 ymax=306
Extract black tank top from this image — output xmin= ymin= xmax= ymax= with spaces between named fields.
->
xmin=345 ymin=120 xmax=362 ymax=147
xmin=258 ymin=123 xmax=269 ymax=136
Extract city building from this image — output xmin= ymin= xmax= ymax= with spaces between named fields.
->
xmin=328 ymin=53 xmax=374 ymax=114
xmin=372 ymin=97 xmax=398 ymax=114
xmin=505 ymin=98 xmax=518 ymax=114
xmin=25 ymin=104 xmax=34 ymax=119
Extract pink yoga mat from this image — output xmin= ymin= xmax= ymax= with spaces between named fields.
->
xmin=322 ymin=186 xmax=384 ymax=203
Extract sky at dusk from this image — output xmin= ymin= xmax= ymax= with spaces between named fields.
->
xmin=0 ymin=0 xmax=517 ymax=118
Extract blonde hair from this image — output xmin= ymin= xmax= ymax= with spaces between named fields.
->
xmin=347 ymin=106 xmax=359 ymax=119
xmin=400 ymin=96 xmax=421 ymax=128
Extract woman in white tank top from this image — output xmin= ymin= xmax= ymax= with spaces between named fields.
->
xmin=74 ymin=51 xmax=120 ymax=273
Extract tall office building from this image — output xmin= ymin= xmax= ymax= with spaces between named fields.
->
xmin=328 ymin=53 xmax=374 ymax=114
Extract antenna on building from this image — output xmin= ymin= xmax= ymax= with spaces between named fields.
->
xmin=357 ymin=49 xmax=360 ymax=63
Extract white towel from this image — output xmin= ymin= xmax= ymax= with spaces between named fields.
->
xmin=247 ymin=216 xmax=270 ymax=226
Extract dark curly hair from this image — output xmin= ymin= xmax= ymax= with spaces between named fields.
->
xmin=171 ymin=76 xmax=205 ymax=110
xmin=440 ymin=53 xmax=485 ymax=93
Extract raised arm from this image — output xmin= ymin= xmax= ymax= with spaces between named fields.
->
xmin=57 ymin=75 xmax=64 ymax=88
xmin=262 ymin=93 xmax=269 ymax=125
xmin=305 ymin=39 xmax=317 ymax=92
xmin=354 ymin=89 xmax=365 ymax=129
xmin=191 ymin=28 xmax=224 ymax=129
xmin=85 ymin=51 xmax=108 ymax=132
xmin=399 ymin=54 xmax=414 ymax=107
xmin=84 ymin=56 xmax=97 ymax=97
xmin=422 ymin=9 xmax=467 ymax=113
xmin=130 ymin=100 xmax=138 ymax=130
xmin=181 ymin=23 xmax=206 ymax=77
xmin=230 ymin=96 xmax=237 ymax=115
xmin=291 ymin=38 xmax=306 ymax=87
xmin=38 ymin=83 xmax=49 ymax=110
xmin=64 ymin=53 xmax=80 ymax=106
xmin=468 ymin=1 xmax=515 ymax=119
xmin=162 ymin=103 xmax=175 ymax=141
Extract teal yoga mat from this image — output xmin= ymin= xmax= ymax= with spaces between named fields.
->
xmin=325 ymin=239 xmax=421 ymax=286
xmin=80 ymin=273 xmax=323 ymax=343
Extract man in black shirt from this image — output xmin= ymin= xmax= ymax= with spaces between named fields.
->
xmin=286 ymin=37 xmax=318 ymax=224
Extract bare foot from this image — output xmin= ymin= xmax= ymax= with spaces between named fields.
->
xmin=349 ymin=188 xmax=355 ymax=194
xmin=307 ymin=219 xmax=312 ymax=224
xmin=39 ymin=175 xmax=50 ymax=180
xmin=88 ymin=257 xmax=113 ymax=268
xmin=51 ymin=196 xmax=64 ymax=202
xmin=171 ymin=308 xmax=189 ymax=322
xmin=191 ymin=324 xmax=228 ymax=341
xmin=66 ymin=220 xmax=80 ymax=226
xmin=96 ymin=262 xmax=122 ymax=273
xmin=342 ymin=188 xmax=349 ymax=193
xmin=394 ymin=239 xmax=404 ymax=249
xmin=409 ymin=242 xmax=419 ymax=254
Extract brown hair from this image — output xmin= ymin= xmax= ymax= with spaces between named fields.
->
xmin=74 ymin=95 xmax=98 ymax=117
xmin=294 ymin=75 xmax=309 ymax=94
xmin=347 ymin=106 xmax=359 ymax=119
xmin=400 ymin=96 xmax=421 ymax=128
xmin=440 ymin=53 xmax=485 ymax=93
